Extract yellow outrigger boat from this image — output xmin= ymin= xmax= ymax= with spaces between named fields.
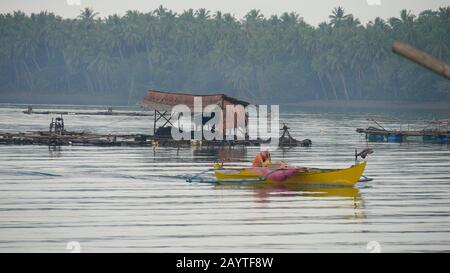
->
xmin=214 ymin=161 xmax=367 ymax=187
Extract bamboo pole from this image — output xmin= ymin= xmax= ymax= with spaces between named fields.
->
xmin=392 ymin=40 xmax=450 ymax=80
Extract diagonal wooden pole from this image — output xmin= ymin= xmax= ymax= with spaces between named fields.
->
xmin=392 ymin=40 xmax=450 ymax=80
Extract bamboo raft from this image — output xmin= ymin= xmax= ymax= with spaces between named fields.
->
xmin=0 ymin=131 xmax=151 ymax=146
xmin=357 ymin=127 xmax=450 ymax=143
xmin=0 ymin=131 xmax=283 ymax=147
xmin=23 ymin=106 xmax=153 ymax=117
xmin=4 ymin=113 xmax=312 ymax=148
xmin=357 ymin=119 xmax=450 ymax=143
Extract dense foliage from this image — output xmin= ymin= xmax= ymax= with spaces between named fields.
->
xmin=0 ymin=6 xmax=449 ymax=104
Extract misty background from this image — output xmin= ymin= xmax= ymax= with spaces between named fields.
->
xmin=0 ymin=1 xmax=449 ymax=105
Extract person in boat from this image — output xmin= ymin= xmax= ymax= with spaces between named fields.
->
xmin=252 ymin=149 xmax=289 ymax=169
xmin=252 ymin=149 xmax=272 ymax=167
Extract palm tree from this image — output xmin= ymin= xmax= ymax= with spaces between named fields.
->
xmin=78 ymin=7 xmax=99 ymax=21
xmin=329 ymin=7 xmax=349 ymax=27
xmin=195 ymin=8 xmax=210 ymax=20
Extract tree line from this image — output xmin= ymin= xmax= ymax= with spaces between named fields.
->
xmin=0 ymin=6 xmax=449 ymax=104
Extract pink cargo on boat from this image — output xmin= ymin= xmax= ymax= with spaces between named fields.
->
xmin=250 ymin=166 xmax=297 ymax=181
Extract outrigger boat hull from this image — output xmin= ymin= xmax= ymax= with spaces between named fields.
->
xmin=214 ymin=161 xmax=367 ymax=187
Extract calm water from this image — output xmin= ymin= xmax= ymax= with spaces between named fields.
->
xmin=0 ymin=104 xmax=449 ymax=252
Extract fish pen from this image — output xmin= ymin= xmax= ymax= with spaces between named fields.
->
xmin=1 ymin=115 xmax=308 ymax=148
xmin=2 ymin=90 xmax=313 ymax=148
xmin=356 ymin=118 xmax=450 ymax=144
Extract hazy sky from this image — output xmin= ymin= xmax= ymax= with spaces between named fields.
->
xmin=1 ymin=0 xmax=449 ymax=25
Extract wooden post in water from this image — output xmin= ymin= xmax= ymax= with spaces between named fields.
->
xmin=392 ymin=40 xmax=450 ymax=80
xmin=153 ymin=109 xmax=157 ymax=135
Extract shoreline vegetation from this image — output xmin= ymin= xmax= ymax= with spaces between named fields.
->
xmin=0 ymin=6 xmax=449 ymax=105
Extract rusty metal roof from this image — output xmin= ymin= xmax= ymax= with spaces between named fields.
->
xmin=139 ymin=90 xmax=250 ymax=111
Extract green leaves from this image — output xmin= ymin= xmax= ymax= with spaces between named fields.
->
xmin=0 ymin=6 xmax=449 ymax=102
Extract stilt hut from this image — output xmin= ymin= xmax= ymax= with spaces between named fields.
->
xmin=139 ymin=90 xmax=250 ymax=139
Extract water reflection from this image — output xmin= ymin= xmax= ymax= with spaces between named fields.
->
xmin=48 ymin=145 xmax=62 ymax=157
xmin=191 ymin=146 xmax=248 ymax=163
xmin=215 ymin=183 xmax=361 ymax=199
xmin=214 ymin=183 xmax=366 ymax=220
